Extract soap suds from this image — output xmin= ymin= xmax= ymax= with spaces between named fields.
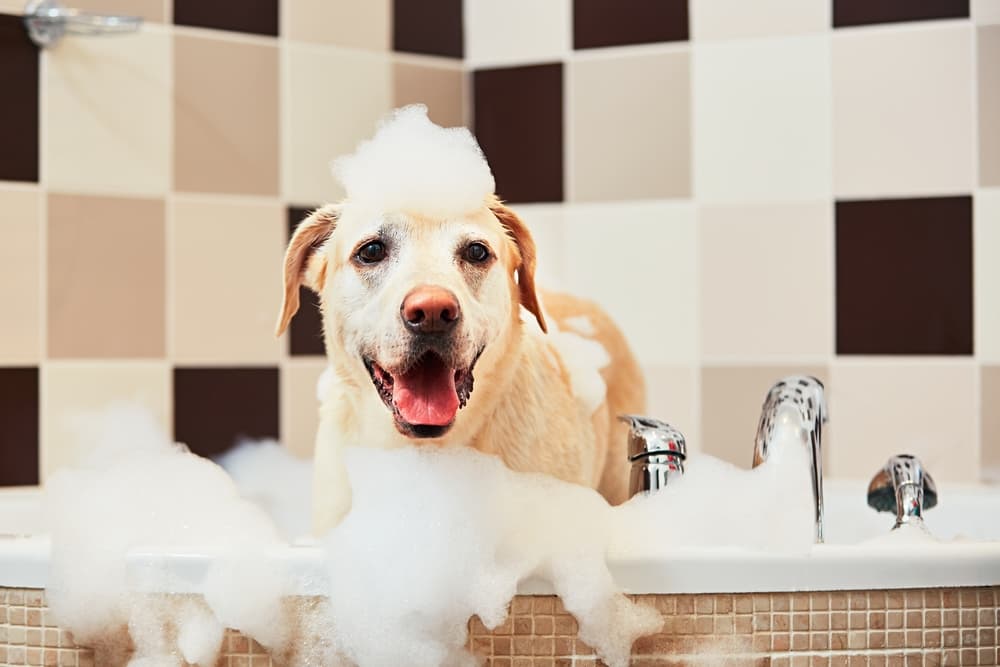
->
xmin=333 ymin=105 xmax=495 ymax=219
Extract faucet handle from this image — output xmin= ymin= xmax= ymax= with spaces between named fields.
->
xmin=867 ymin=454 xmax=938 ymax=529
xmin=618 ymin=414 xmax=687 ymax=461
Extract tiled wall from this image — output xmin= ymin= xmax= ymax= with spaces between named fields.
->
xmin=0 ymin=0 xmax=998 ymax=487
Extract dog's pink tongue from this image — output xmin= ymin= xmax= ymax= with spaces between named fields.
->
xmin=392 ymin=354 xmax=459 ymax=427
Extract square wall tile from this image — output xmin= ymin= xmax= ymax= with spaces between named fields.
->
xmin=569 ymin=50 xmax=691 ymax=201
xmin=0 ymin=187 xmax=41 ymax=364
xmin=700 ymin=203 xmax=833 ymax=359
xmin=0 ymin=367 xmax=39 ymax=486
xmin=832 ymin=23 xmax=974 ymax=198
xmin=833 ymin=0 xmax=968 ymax=27
xmin=174 ymin=34 xmax=279 ymax=196
xmin=171 ymin=198 xmax=284 ymax=363
xmin=71 ymin=0 xmax=165 ymax=22
xmin=47 ymin=194 xmax=166 ymax=359
xmin=393 ymin=59 xmax=465 ymax=129
xmin=974 ymin=0 xmax=1000 ymax=23
xmin=174 ymin=0 xmax=278 ymax=36
xmin=393 ymin=0 xmax=463 ymax=57
xmin=644 ymin=364 xmax=699 ymax=454
xmin=44 ymin=30 xmax=169 ymax=196
xmin=829 ymin=362 xmax=976 ymax=481
xmin=464 ymin=0 xmax=569 ymax=66
xmin=976 ymin=189 xmax=1000 ymax=362
xmin=701 ymin=365 xmax=829 ymax=468
xmin=283 ymin=0 xmax=389 ymax=49
xmin=174 ymin=367 xmax=279 ymax=458
xmin=40 ymin=362 xmax=169 ymax=478
xmin=982 ymin=366 xmax=1000 ymax=478
xmin=283 ymin=44 xmax=391 ymax=204
xmin=693 ymin=35 xmax=831 ymax=204
xmin=691 ymin=0 xmax=828 ymax=41
xmin=281 ymin=361 xmax=327 ymax=458
xmin=287 ymin=207 xmax=327 ymax=357
xmin=836 ymin=196 xmax=973 ymax=356
xmin=508 ymin=204 xmax=568 ymax=292
xmin=473 ymin=64 xmax=563 ymax=203
xmin=563 ymin=201 xmax=697 ymax=365
xmin=573 ymin=0 xmax=688 ymax=48
xmin=979 ymin=26 xmax=1000 ymax=186
xmin=0 ymin=14 xmax=38 ymax=183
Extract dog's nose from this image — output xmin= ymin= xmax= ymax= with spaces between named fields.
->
xmin=401 ymin=286 xmax=461 ymax=334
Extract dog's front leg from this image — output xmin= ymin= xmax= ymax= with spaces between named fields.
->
xmin=311 ymin=415 xmax=353 ymax=536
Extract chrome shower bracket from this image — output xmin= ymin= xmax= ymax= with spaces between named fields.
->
xmin=24 ymin=0 xmax=142 ymax=49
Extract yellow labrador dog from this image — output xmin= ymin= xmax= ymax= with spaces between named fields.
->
xmin=276 ymin=121 xmax=645 ymax=535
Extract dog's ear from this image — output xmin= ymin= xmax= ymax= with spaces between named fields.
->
xmin=276 ymin=205 xmax=339 ymax=337
xmin=490 ymin=201 xmax=547 ymax=333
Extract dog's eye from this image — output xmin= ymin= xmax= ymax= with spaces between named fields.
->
xmin=356 ymin=241 xmax=387 ymax=264
xmin=464 ymin=242 xmax=490 ymax=264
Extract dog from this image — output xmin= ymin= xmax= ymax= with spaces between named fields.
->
xmin=275 ymin=112 xmax=646 ymax=534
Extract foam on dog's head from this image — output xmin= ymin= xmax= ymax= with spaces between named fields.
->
xmin=333 ymin=105 xmax=495 ymax=218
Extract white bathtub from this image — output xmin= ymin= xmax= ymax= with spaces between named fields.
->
xmin=2 ymin=480 xmax=998 ymax=594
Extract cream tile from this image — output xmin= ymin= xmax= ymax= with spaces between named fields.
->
xmin=973 ymin=0 xmax=1000 ymax=24
xmin=43 ymin=29 xmax=169 ymax=196
xmin=393 ymin=60 xmax=465 ymax=128
xmin=563 ymin=201 xmax=698 ymax=365
xmin=70 ymin=0 xmax=165 ymax=22
xmin=701 ymin=365 xmax=829 ymax=467
xmin=979 ymin=26 xmax=1000 ymax=186
xmin=464 ymin=0 xmax=569 ymax=67
xmin=0 ymin=0 xmax=23 ymax=12
xmin=283 ymin=0 xmax=389 ymax=50
xmin=281 ymin=360 xmax=328 ymax=458
xmin=691 ymin=0 xmax=828 ymax=40
xmin=509 ymin=203 xmax=568 ymax=292
xmin=570 ymin=50 xmax=691 ymax=201
xmin=693 ymin=34 xmax=831 ymax=203
xmin=0 ymin=187 xmax=41 ymax=363
xmin=283 ymin=43 xmax=392 ymax=204
xmin=829 ymin=362 xmax=977 ymax=482
xmin=975 ymin=189 xmax=1000 ymax=362
xmin=47 ymin=193 xmax=165 ymax=359
xmin=41 ymin=362 xmax=169 ymax=478
xmin=643 ymin=364 xmax=700 ymax=454
xmin=170 ymin=198 xmax=284 ymax=363
xmin=174 ymin=34 xmax=279 ymax=196
xmin=982 ymin=366 xmax=1000 ymax=479
xmin=699 ymin=203 xmax=833 ymax=359
xmin=832 ymin=23 xmax=975 ymax=198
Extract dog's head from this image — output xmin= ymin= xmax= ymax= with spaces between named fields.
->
xmin=276 ymin=197 xmax=546 ymax=439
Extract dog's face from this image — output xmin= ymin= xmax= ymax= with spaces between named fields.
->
xmin=277 ymin=200 xmax=546 ymax=439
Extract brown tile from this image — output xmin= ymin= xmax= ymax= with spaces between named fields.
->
xmin=945 ymin=630 xmax=961 ymax=647
xmin=870 ymin=592 xmax=887 ymax=610
xmin=393 ymin=0 xmax=462 ymax=57
xmin=927 ymin=630 xmax=944 ymax=648
xmin=811 ymin=633 xmax=829 ymax=651
xmin=944 ymin=610 xmax=959 ymax=628
xmin=833 ymin=612 xmax=849 ymax=631
xmin=834 ymin=0 xmax=968 ymax=27
xmin=573 ymin=0 xmax=688 ymax=48
xmin=773 ymin=634 xmax=791 ymax=651
xmin=174 ymin=34 xmax=279 ymax=196
xmin=871 ymin=631 xmax=887 ymax=649
xmin=836 ymin=197 xmax=973 ymax=355
xmin=0 ymin=15 xmax=39 ymax=182
xmin=850 ymin=592 xmax=869 ymax=610
xmin=696 ymin=596 xmax=713 ymax=614
xmin=173 ymin=367 xmax=279 ymax=458
xmin=791 ymin=633 xmax=809 ymax=651
xmin=0 ymin=370 xmax=38 ymax=486
xmin=47 ymin=194 xmax=165 ymax=358
xmin=473 ymin=64 xmax=562 ymax=203
xmin=735 ymin=596 xmax=754 ymax=614
xmin=174 ymin=0 xmax=278 ymax=35
xmin=393 ymin=60 xmax=465 ymax=129
xmin=960 ymin=649 xmax=977 ymax=665
xmin=774 ymin=614 xmax=791 ymax=632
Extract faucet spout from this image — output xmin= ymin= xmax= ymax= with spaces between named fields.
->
xmin=867 ymin=454 xmax=938 ymax=530
xmin=751 ymin=376 xmax=828 ymax=543
xmin=618 ymin=415 xmax=687 ymax=498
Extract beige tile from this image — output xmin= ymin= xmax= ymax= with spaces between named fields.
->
xmin=563 ymin=201 xmax=698 ymax=365
xmin=982 ymin=366 xmax=1000 ymax=479
xmin=691 ymin=0 xmax=827 ymax=40
xmin=829 ymin=362 xmax=977 ymax=481
xmin=0 ymin=0 xmax=23 ymax=11
xmin=44 ymin=29 xmax=170 ymax=196
xmin=40 ymin=362 xmax=169 ymax=478
xmin=281 ymin=360 xmax=328 ymax=458
xmin=170 ymin=197 xmax=284 ymax=363
xmin=570 ymin=50 xmax=691 ymax=201
xmin=283 ymin=43 xmax=391 ymax=203
xmin=393 ymin=60 xmax=465 ymax=129
xmin=973 ymin=0 xmax=1000 ymax=24
xmin=464 ymin=0 xmax=569 ymax=67
xmin=979 ymin=26 xmax=1000 ymax=186
xmin=0 ymin=187 xmax=41 ymax=363
xmin=70 ymin=0 xmax=165 ymax=22
xmin=47 ymin=193 xmax=165 ymax=358
xmin=701 ymin=365 xmax=829 ymax=467
xmin=976 ymin=189 xmax=1000 ymax=362
xmin=174 ymin=34 xmax=279 ymax=196
xmin=832 ymin=23 xmax=975 ymax=197
xmin=699 ymin=203 xmax=833 ymax=359
xmin=282 ymin=0 xmax=389 ymax=50
xmin=643 ymin=365 xmax=700 ymax=454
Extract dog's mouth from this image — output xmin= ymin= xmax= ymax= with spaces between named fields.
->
xmin=364 ymin=350 xmax=478 ymax=438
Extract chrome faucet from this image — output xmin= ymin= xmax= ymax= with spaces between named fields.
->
xmin=752 ymin=376 xmax=828 ymax=543
xmin=867 ymin=454 xmax=937 ymax=530
xmin=618 ymin=415 xmax=686 ymax=498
